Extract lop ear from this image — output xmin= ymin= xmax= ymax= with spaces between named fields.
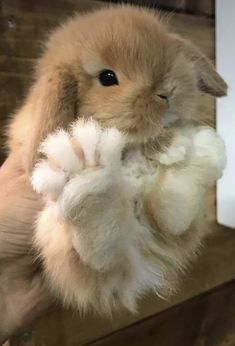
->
xmin=24 ymin=66 xmax=78 ymax=172
xmin=171 ymin=34 xmax=227 ymax=97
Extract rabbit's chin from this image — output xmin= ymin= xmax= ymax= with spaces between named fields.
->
xmin=123 ymin=113 xmax=182 ymax=146
xmin=124 ymin=124 xmax=175 ymax=153
xmin=124 ymin=126 xmax=164 ymax=145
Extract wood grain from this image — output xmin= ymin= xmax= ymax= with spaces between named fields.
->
xmin=90 ymin=279 xmax=235 ymax=346
xmin=101 ymin=0 xmax=214 ymax=16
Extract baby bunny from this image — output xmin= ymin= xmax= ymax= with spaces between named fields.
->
xmin=7 ymin=5 xmax=227 ymax=313
xmin=31 ymin=119 xmax=225 ymax=313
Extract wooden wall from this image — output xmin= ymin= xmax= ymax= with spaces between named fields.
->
xmin=99 ymin=0 xmax=214 ymax=16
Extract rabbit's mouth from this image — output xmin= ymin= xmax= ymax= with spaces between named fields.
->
xmin=122 ymin=121 xmax=166 ymax=146
xmin=162 ymin=112 xmax=180 ymax=128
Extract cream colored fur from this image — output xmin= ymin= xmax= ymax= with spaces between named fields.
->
xmin=7 ymin=5 xmax=227 ymax=314
xmin=31 ymin=120 xmax=225 ymax=313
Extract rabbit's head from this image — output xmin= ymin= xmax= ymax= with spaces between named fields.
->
xmin=23 ymin=5 xmax=227 ymax=169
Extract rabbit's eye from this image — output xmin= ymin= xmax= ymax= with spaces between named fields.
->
xmin=157 ymin=94 xmax=168 ymax=101
xmin=98 ymin=70 xmax=118 ymax=86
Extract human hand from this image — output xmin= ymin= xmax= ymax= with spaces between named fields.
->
xmin=0 ymin=154 xmax=52 ymax=345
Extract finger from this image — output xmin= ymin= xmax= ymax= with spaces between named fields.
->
xmin=0 ymin=272 xmax=52 ymax=344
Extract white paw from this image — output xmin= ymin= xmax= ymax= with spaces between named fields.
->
xmin=31 ymin=119 xmax=126 ymax=201
xmin=192 ymin=127 xmax=226 ymax=183
xmin=158 ymin=135 xmax=192 ymax=166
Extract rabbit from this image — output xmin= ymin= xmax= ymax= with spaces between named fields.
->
xmin=7 ymin=5 xmax=227 ymax=314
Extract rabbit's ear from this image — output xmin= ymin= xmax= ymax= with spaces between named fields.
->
xmin=25 ymin=66 xmax=78 ymax=172
xmin=171 ymin=35 xmax=227 ymax=97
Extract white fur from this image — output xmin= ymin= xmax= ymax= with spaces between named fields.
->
xmin=157 ymin=134 xmax=192 ymax=165
xmin=31 ymin=120 xmax=226 ymax=312
xmin=40 ymin=130 xmax=80 ymax=172
xmin=71 ymin=120 xmax=102 ymax=166
xmin=31 ymin=161 xmax=67 ymax=199
xmin=154 ymin=126 xmax=226 ymax=235
xmin=192 ymin=127 xmax=226 ymax=182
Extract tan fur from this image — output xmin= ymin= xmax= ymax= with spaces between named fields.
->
xmin=7 ymin=5 xmax=226 ymax=171
xmin=7 ymin=5 xmax=227 ymax=313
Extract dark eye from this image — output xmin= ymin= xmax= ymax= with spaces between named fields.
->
xmin=157 ymin=94 xmax=168 ymax=100
xmin=98 ymin=70 xmax=118 ymax=86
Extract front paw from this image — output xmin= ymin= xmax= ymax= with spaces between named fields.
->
xmin=192 ymin=127 xmax=226 ymax=184
xmin=157 ymin=134 xmax=192 ymax=166
xmin=31 ymin=119 xmax=126 ymax=214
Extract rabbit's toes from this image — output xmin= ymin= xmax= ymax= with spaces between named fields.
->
xmin=158 ymin=135 xmax=192 ymax=166
xmin=31 ymin=119 xmax=126 ymax=200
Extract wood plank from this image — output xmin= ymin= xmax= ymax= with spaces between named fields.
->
xmin=100 ymin=0 xmax=214 ymax=16
xmin=1 ymin=0 xmax=102 ymax=14
xmin=0 ymin=1 xmax=103 ymax=43
xmin=0 ymin=56 xmax=35 ymax=75
xmin=168 ymin=13 xmax=215 ymax=60
xmin=0 ymin=75 xmax=31 ymax=107
xmin=0 ymin=16 xmax=60 ymax=40
xmin=0 ymin=38 xmax=43 ymax=58
xmin=89 ymin=279 xmax=235 ymax=346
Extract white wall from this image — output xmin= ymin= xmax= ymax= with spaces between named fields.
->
xmin=216 ymin=0 xmax=235 ymax=228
